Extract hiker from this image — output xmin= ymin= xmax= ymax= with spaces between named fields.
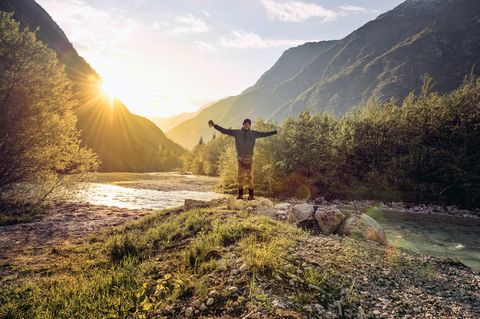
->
xmin=208 ymin=119 xmax=277 ymax=200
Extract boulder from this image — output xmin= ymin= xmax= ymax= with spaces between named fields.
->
xmin=274 ymin=202 xmax=292 ymax=211
xmin=274 ymin=202 xmax=292 ymax=221
xmin=314 ymin=206 xmax=345 ymax=235
xmin=336 ymin=214 xmax=387 ymax=245
xmin=253 ymin=205 xmax=279 ymax=218
xmin=289 ymin=204 xmax=315 ymax=228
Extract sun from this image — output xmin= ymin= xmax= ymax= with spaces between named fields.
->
xmin=101 ymin=79 xmax=120 ymax=99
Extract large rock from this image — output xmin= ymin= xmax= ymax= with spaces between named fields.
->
xmin=336 ymin=214 xmax=387 ymax=245
xmin=253 ymin=206 xmax=279 ymax=218
xmin=288 ymin=204 xmax=315 ymax=228
xmin=274 ymin=202 xmax=292 ymax=221
xmin=314 ymin=206 xmax=345 ymax=235
xmin=184 ymin=199 xmax=210 ymax=210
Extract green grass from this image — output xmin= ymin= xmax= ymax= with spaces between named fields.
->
xmin=0 ymin=206 xmax=304 ymax=319
xmin=0 ymin=202 xmax=50 ymax=226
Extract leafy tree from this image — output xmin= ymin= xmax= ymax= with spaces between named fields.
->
xmin=0 ymin=13 xmax=98 ymax=202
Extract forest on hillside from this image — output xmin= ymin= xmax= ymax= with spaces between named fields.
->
xmin=184 ymin=77 xmax=480 ymax=208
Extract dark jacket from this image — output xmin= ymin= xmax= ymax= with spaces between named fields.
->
xmin=213 ymin=124 xmax=277 ymax=157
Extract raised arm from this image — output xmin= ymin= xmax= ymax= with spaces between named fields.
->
xmin=254 ymin=130 xmax=277 ymax=138
xmin=209 ymin=120 xmax=235 ymax=136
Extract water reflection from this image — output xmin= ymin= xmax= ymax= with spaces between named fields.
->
xmin=75 ymin=183 xmax=224 ymax=210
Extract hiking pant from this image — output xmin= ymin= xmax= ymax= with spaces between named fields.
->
xmin=237 ymin=161 xmax=254 ymax=189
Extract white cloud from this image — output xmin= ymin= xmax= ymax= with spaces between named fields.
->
xmin=219 ymin=30 xmax=310 ymax=49
xmin=260 ymin=0 xmax=337 ymax=22
xmin=171 ymin=14 xmax=209 ymax=35
xmin=201 ymin=10 xmax=211 ymax=18
xmin=36 ymin=0 xmax=138 ymax=57
xmin=149 ymin=21 xmax=161 ymax=30
xmin=193 ymin=40 xmax=216 ymax=52
xmin=339 ymin=5 xmax=367 ymax=13
xmin=339 ymin=5 xmax=380 ymax=14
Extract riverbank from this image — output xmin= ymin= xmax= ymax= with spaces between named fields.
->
xmin=1 ymin=200 xmax=478 ymax=318
xmin=0 ymin=202 xmax=153 ymax=276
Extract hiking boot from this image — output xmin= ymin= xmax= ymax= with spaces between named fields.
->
xmin=236 ymin=188 xmax=244 ymax=200
xmin=247 ymin=189 xmax=254 ymax=200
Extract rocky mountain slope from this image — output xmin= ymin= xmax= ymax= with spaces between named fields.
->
xmin=168 ymin=0 xmax=480 ymax=149
xmin=0 ymin=0 xmax=185 ymax=171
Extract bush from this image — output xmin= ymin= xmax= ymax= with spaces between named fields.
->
xmin=184 ymin=77 xmax=480 ymax=208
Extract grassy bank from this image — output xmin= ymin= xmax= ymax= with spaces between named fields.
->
xmin=0 ymin=202 xmax=50 ymax=226
xmin=1 ymin=204 xmax=478 ymax=318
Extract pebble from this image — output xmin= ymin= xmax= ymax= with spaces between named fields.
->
xmin=206 ymin=297 xmax=214 ymax=306
xmin=314 ymin=303 xmax=325 ymax=314
xmin=185 ymin=307 xmax=193 ymax=317
xmin=227 ymin=286 xmax=238 ymax=292
xmin=272 ymin=299 xmax=285 ymax=309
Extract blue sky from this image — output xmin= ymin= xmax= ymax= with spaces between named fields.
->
xmin=36 ymin=0 xmax=404 ymax=118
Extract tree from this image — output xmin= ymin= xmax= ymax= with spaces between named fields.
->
xmin=0 ymin=13 xmax=98 ymax=202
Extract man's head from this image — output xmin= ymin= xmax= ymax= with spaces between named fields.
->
xmin=242 ymin=118 xmax=251 ymax=130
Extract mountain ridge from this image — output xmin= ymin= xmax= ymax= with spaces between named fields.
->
xmin=167 ymin=0 xmax=480 ymax=149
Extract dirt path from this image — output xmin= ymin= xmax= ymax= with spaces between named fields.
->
xmin=0 ymin=202 xmax=153 ymax=275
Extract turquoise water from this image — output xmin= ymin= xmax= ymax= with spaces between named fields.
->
xmin=367 ymin=209 xmax=480 ymax=272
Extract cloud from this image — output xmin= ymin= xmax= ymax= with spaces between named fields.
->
xmin=260 ymin=0 xmax=337 ymax=22
xmin=339 ymin=5 xmax=380 ymax=14
xmin=36 ymin=0 xmax=138 ymax=57
xmin=171 ymin=14 xmax=210 ymax=35
xmin=218 ymin=30 xmax=311 ymax=49
xmin=193 ymin=40 xmax=216 ymax=52
xmin=339 ymin=5 xmax=367 ymax=13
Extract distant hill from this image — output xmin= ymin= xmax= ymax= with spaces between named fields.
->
xmin=0 ymin=0 xmax=185 ymax=171
xmin=166 ymin=96 xmax=238 ymax=149
xmin=153 ymin=100 xmax=217 ymax=132
xmin=167 ymin=0 xmax=480 ymax=148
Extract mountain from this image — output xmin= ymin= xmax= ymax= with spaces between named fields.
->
xmin=153 ymin=100 xmax=217 ymax=132
xmin=0 ymin=0 xmax=185 ymax=172
xmin=167 ymin=0 xmax=480 ymax=148
xmin=166 ymin=96 xmax=238 ymax=149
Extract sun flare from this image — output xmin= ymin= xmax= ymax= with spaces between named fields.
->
xmin=101 ymin=79 xmax=120 ymax=99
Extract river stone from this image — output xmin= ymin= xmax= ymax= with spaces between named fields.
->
xmin=289 ymin=204 xmax=315 ymax=227
xmin=314 ymin=207 xmax=345 ymax=235
xmin=253 ymin=205 xmax=278 ymax=218
xmin=337 ymin=214 xmax=387 ymax=244
xmin=184 ymin=199 xmax=210 ymax=210
xmin=274 ymin=202 xmax=292 ymax=211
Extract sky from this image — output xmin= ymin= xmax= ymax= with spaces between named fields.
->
xmin=36 ymin=0 xmax=404 ymax=119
